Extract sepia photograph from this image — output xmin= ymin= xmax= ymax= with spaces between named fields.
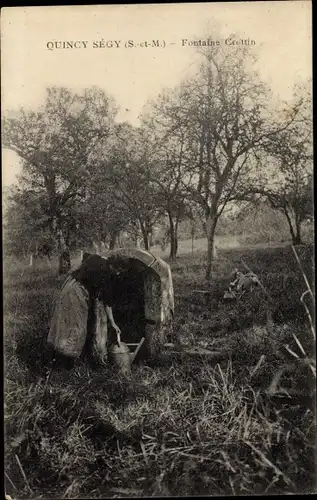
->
xmin=1 ymin=2 xmax=315 ymax=498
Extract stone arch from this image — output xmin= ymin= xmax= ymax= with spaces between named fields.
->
xmin=100 ymin=248 xmax=174 ymax=325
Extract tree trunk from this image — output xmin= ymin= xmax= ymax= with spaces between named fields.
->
xmin=143 ymin=235 xmax=149 ymax=251
xmin=56 ymin=228 xmax=71 ymax=275
xmin=109 ymin=230 xmax=118 ymax=250
xmin=283 ymin=209 xmax=302 ymax=245
xmin=134 ymin=234 xmax=141 ymax=248
xmin=58 ymin=250 xmax=71 ymax=274
xmin=51 ymin=218 xmax=71 ymax=274
xmin=140 ymin=224 xmax=150 ymax=251
xmin=191 ymin=226 xmax=195 ymax=256
xmin=168 ymin=211 xmax=178 ymax=261
xmin=294 ymin=219 xmax=303 ymax=245
xmin=173 ymin=219 xmax=179 ymax=258
xmin=168 ymin=213 xmax=175 ymax=261
xmin=170 ymin=235 xmax=177 ymax=261
xmin=205 ymin=216 xmax=218 ymax=280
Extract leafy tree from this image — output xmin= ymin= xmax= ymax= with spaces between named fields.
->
xmin=92 ymin=123 xmax=163 ymax=251
xmin=3 ymin=186 xmax=49 ymax=258
xmin=141 ymin=101 xmax=192 ymax=260
xmin=245 ymin=81 xmax=313 ymax=245
xmin=81 ymin=166 xmax=131 ymax=251
xmin=2 ymin=86 xmax=117 ymax=273
xmin=225 ymin=201 xmax=293 ymax=245
xmin=151 ymin=42 xmax=301 ymax=278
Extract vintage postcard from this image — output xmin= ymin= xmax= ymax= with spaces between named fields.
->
xmin=2 ymin=2 xmax=314 ymax=498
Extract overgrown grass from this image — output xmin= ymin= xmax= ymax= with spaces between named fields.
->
xmin=4 ymin=245 xmax=316 ymax=498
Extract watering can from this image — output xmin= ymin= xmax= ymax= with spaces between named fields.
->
xmin=109 ymin=337 xmax=145 ymax=375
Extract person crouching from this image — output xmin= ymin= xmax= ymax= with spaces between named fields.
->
xmin=47 ymin=253 xmax=123 ymax=369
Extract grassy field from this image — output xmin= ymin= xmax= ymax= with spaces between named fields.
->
xmin=4 ymin=243 xmax=316 ymax=498
xmin=151 ymin=234 xmax=291 ymax=260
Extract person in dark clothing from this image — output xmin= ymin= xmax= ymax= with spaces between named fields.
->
xmin=47 ymin=254 xmax=125 ymax=366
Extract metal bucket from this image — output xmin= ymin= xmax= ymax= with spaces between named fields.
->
xmin=109 ymin=342 xmax=132 ymax=375
xmin=109 ymin=337 xmax=145 ymax=376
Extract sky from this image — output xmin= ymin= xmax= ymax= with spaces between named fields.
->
xmin=1 ymin=2 xmax=312 ymax=187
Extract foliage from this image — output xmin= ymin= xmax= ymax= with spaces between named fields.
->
xmin=2 ymin=86 xmax=117 ymax=270
xmin=91 ymin=123 xmax=163 ymax=250
xmin=244 ymin=80 xmax=313 ymax=245
xmin=3 ymin=186 xmax=52 ymax=257
xmin=2 ymin=62 xmax=313 ymax=276
xmin=141 ymin=89 xmax=196 ymax=259
xmin=141 ymin=42 xmax=304 ymax=276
